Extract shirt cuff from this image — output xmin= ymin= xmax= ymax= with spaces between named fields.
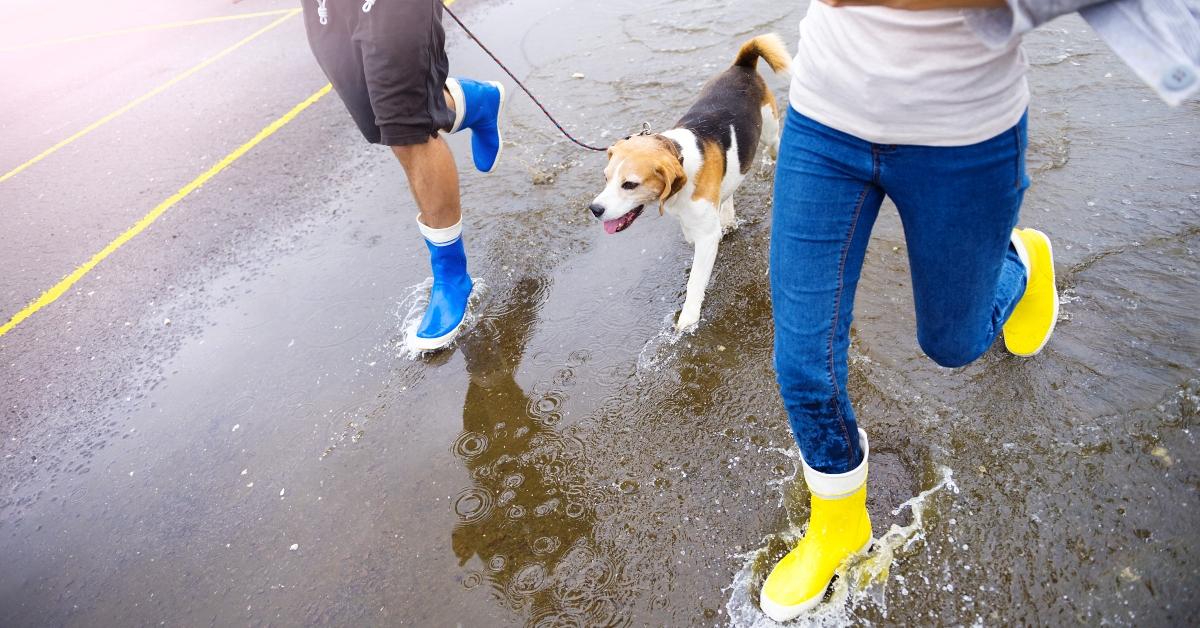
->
xmin=963 ymin=1 xmax=1037 ymax=49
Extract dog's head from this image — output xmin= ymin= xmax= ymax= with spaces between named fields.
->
xmin=588 ymin=134 xmax=686 ymax=234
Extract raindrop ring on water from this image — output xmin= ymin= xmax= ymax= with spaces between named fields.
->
xmin=534 ymin=497 xmax=561 ymax=517
xmin=535 ymin=394 xmax=561 ymax=414
xmin=453 ymin=431 xmax=489 ymax=460
xmin=462 ymin=572 xmax=483 ymax=589
xmin=579 ymin=556 xmax=616 ymax=592
xmin=529 ymin=606 xmax=588 ymax=628
xmin=453 ymin=487 xmax=494 ymax=524
xmin=532 ymin=536 xmax=562 ymax=555
xmin=585 ymin=597 xmax=623 ymax=626
xmin=508 ymin=563 xmax=549 ymax=597
xmin=529 ymin=392 xmax=565 ymax=425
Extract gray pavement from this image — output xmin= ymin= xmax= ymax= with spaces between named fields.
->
xmin=2 ymin=0 xmax=1198 ymax=626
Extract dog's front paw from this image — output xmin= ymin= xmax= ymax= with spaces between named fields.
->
xmin=675 ymin=312 xmax=700 ymax=332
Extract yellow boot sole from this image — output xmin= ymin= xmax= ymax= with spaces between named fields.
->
xmin=1003 ymin=228 xmax=1058 ymax=357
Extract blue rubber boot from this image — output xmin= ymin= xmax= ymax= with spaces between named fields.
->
xmin=411 ymin=219 xmax=474 ymax=352
xmin=446 ymin=77 xmax=506 ymax=173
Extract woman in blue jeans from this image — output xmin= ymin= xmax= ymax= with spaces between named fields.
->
xmin=760 ymin=0 xmax=1197 ymax=620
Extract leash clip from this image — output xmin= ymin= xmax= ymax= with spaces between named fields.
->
xmin=620 ymin=122 xmax=654 ymax=142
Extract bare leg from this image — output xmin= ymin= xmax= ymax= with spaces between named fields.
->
xmin=388 ymin=88 xmax=461 ymax=228
xmin=392 ymin=135 xmax=461 ymax=229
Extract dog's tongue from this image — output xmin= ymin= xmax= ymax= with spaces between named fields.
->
xmin=603 ymin=218 xmax=621 ymax=235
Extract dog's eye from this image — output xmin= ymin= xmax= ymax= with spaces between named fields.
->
xmin=621 ymin=181 xmax=639 ymax=190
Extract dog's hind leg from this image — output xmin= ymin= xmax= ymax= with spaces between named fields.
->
xmin=719 ymin=197 xmax=737 ymax=232
xmin=760 ymin=103 xmax=781 ymax=161
xmin=759 ymin=81 xmax=782 ymax=159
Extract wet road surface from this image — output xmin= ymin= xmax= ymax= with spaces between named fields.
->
xmin=2 ymin=0 xmax=1198 ymax=625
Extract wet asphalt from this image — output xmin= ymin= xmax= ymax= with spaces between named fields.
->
xmin=2 ymin=0 xmax=1199 ymax=626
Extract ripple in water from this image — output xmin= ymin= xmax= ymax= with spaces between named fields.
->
xmin=508 ymin=562 xmax=550 ymax=598
xmin=462 ymin=572 xmax=483 ymax=589
xmin=453 ymin=487 xmax=494 ymax=524
xmin=636 ymin=312 xmax=689 ymax=375
xmin=528 ymin=606 xmax=588 ymax=628
xmin=533 ymin=393 xmax=561 ymax=414
xmin=532 ymin=536 xmax=562 ymax=555
xmin=530 ymin=392 xmax=566 ymax=427
xmin=534 ymin=498 xmax=561 ymax=517
xmin=583 ymin=596 xmax=626 ymax=626
xmin=452 ymin=431 xmax=489 ymax=460
xmin=554 ymin=542 xmax=618 ymax=606
xmin=564 ymin=502 xmax=586 ymax=519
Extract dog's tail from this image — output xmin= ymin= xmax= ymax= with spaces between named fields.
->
xmin=733 ymin=33 xmax=791 ymax=75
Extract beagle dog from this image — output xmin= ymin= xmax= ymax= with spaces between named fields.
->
xmin=588 ymin=34 xmax=790 ymax=330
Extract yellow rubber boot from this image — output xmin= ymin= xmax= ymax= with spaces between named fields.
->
xmin=1003 ymin=228 xmax=1058 ymax=356
xmin=760 ymin=429 xmax=872 ymax=622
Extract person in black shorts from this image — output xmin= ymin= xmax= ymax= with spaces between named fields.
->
xmin=301 ymin=0 xmax=506 ymax=351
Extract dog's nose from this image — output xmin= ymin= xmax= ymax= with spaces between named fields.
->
xmin=588 ymin=203 xmax=605 ymax=218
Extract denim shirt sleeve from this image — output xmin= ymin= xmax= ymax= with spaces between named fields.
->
xmin=963 ymin=0 xmax=1113 ymax=46
xmin=964 ymin=0 xmax=1200 ymax=106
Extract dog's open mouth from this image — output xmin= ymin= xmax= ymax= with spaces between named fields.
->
xmin=603 ymin=205 xmax=644 ymax=235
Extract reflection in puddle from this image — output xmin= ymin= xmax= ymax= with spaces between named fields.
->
xmin=450 ymin=276 xmax=626 ymax=625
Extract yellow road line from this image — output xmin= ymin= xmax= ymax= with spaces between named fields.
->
xmin=0 ymin=83 xmax=333 ymax=339
xmin=0 ymin=9 xmax=301 ymax=186
xmin=0 ymin=9 xmax=298 ymax=53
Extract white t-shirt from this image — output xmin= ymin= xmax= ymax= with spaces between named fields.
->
xmin=789 ymin=3 xmax=1030 ymax=146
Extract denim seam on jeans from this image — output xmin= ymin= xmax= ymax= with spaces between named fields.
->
xmin=825 ymin=182 xmax=872 ymax=469
xmin=1010 ymin=124 xmax=1023 ymax=189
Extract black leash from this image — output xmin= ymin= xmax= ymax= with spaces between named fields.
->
xmin=443 ymin=4 xmax=610 ymax=153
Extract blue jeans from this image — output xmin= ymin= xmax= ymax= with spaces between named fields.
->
xmin=771 ymin=109 xmax=1031 ymax=474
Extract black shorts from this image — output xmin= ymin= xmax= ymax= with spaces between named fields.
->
xmin=302 ymin=0 xmax=455 ymax=146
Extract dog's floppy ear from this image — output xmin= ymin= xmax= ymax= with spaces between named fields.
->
xmin=656 ymin=155 xmax=686 ymax=215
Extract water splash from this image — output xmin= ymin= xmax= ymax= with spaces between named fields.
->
xmin=724 ymin=466 xmax=958 ymax=627
xmin=635 ymin=312 xmax=689 ymax=375
xmin=395 ymin=277 xmax=490 ymax=359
